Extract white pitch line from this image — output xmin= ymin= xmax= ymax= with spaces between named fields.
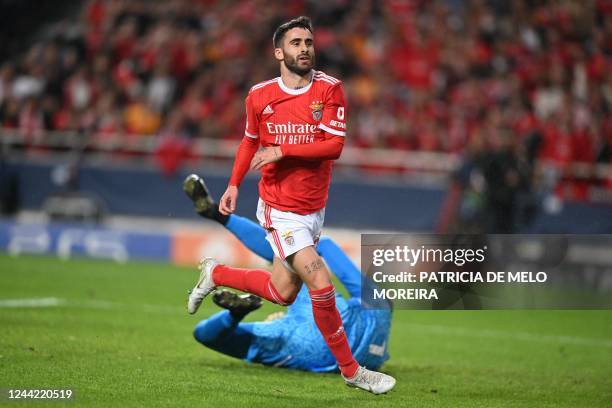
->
xmin=402 ymin=322 xmax=612 ymax=349
xmin=69 ymin=299 xmax=118 ymax=310
xmin=0 ymin=297 xmax=182 ymax=315
xmin=0 ymin=297 xmax=65 ymax=308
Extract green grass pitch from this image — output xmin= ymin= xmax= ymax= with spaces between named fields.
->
xmin=1 ymin=254 xmax=611 ymax=407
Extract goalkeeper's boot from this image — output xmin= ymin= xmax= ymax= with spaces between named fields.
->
xmin=213 ymin=289 xmax=262 ymax=317
xmin=187 ymin=257 xmax=218 ymax=314
xmin=183 ymin=174 xmax=215 ymax=217
xmin=343 ymin=366 xmax=396 ymax=394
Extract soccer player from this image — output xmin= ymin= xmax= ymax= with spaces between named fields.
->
xmin=184 ymin=174 xmax=391 ymax=373
xmin=186 ymin=17 xmax=396 ymax=393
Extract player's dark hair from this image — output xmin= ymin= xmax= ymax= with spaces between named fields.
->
xmin=272 ymin=16 xmax=313 ymax=48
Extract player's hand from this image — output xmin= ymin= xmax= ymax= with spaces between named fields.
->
xmin=250 ymin=146 xmax=283 ymax=170
xmin=219 ymin=185 xmax=239 ymax=215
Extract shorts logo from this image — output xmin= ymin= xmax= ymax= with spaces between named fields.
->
xmin=282 ymin=231 xmax=295 ymax=246
xmin=310 ymin=101 xmax=323 ymax=121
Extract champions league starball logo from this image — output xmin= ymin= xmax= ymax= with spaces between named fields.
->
xmin=310 ymin=101 xmax=323 ymax=121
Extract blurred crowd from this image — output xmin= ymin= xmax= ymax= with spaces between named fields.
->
xmin=0 ymin=0 xmax=610 ymax=171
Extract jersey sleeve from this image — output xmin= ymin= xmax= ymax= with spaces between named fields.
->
xmin=228 ymin=93 xmax=260 ymax=187
xmin=228 ymin=136 xmax=259 ymax=187
xmin=318 ymin=84 xmax=347 ymax=138
xmin=244 ymin=93 xmax=259 ymax=139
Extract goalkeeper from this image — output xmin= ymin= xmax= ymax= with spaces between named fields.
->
xmin=183 ymin=174 xmax=391 ymax=372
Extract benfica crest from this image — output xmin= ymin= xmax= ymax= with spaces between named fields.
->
xmin=282 ymin=231 xmax=295 ymax=246
xmin=309 ymin=101 xmax=324 ymax=121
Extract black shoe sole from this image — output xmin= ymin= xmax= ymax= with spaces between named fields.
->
xmin=183 ymin=174 xmax=214 ymax=213
xmin=213 ymin=289 xmax=262 ymax=313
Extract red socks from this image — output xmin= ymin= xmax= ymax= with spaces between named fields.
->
xmin=212 ymin=264 xmax=294 ymax=306
xmin=213 ymin=266 xmax=359 ymax=377
xmin=310 ymin=285 xmax=359 ymax=378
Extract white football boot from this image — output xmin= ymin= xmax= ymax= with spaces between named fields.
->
xmin=187 ymin=257 xmax=219 ymax=314
xmin=343 ymin=366 xmax=396 ymax=394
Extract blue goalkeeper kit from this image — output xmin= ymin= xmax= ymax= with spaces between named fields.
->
xmin=193 ymin=215 xmax=391 ymax=372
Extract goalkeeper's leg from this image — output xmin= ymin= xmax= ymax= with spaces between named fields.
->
xmin=183 ymin=174 xmax=274 ymax=261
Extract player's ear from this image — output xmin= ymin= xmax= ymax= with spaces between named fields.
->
xmin=274 ymin=47 xmax=284 ymax=61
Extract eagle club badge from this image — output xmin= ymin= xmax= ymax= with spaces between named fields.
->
xmin=309 ymin=101 xmax=324 ymax=121
xmin=282 ymin=231 xmax=295 ymax=246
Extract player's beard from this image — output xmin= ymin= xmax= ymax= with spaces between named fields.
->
xmin=284 ymin=52 xmax=315 ymax=77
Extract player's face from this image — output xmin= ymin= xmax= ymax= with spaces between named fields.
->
xmin=278 ymin=27 xmax=315 ymax=76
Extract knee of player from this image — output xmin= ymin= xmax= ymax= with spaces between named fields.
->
xmin=283 ymin=292 xmax=298 ymax=305
xmin=275 ymin=288 xmax=298 ymax=306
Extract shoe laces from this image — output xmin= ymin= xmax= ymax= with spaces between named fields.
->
xmin=200 ymin=258 xmax=215 ymax=271
xmin=352 ymin=367 xmax=383 ymax=385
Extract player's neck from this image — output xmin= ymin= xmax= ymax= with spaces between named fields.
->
xmin=280 ymin=68 xmax=313 ymax=90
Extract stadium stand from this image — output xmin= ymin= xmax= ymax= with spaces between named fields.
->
xmin=1 ymin=1 xmax=609 ymax=152
xmin=0 ymin=0 xmax=610 ymax=204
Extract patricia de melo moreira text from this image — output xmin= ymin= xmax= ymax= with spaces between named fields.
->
xmin=369 ymin=246 xmax=548 ymax=300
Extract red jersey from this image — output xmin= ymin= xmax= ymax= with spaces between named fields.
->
xmin=229 ymin=70 xmax=347 ymax=215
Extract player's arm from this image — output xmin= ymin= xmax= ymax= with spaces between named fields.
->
xmin=220 ymin=94 xmax=260 ymax=215
xmin=280 ymin=136 xmax=344 ymax=161
xmin=251 ymin=137 xmax=343 ymax=169
xmin=251 ymin=83 xmax=347 ymax=168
